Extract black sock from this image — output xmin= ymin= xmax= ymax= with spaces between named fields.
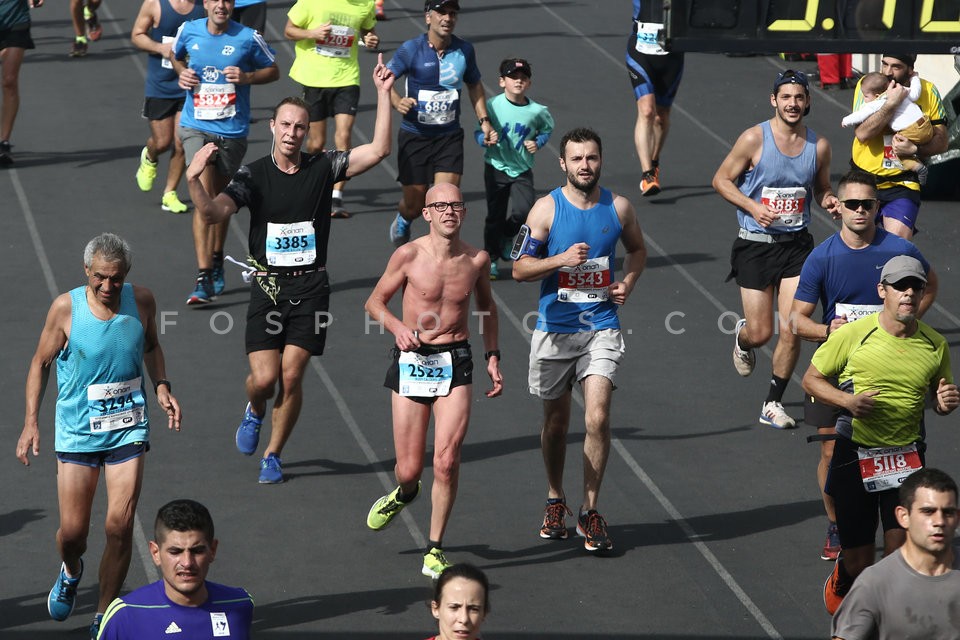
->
xmin=212 ymin=251 xmax=224 ymax=268
xmin=398 ymin=485 xmax=418 ymax=503
xmin=427 ymin=540 xmax=442 ymax=553
xmin=765 ymin=375 xmax=789 ymax=403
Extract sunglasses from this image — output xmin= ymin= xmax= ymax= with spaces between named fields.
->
xmin=426 ymin=201 xmax=465 ymax=213
xmin=884 ymin=278 xmax=925 ymax=292
xmin=842 ymin=198 xmax=878 ymax=211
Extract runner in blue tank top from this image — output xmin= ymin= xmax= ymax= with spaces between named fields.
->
xmin=514 ymin=128 xmax=647 ymax=556
xmin=713 ymin=69 xmax=839 ymax=431
xmin=132 ymin=0 xmax=206 ymax=214
xmin=172 ymin=0 xmax=278 ymax=306
xmin=16 ymin=233 xmax=182 ymax=638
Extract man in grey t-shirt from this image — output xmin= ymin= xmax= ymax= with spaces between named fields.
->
xmin=832 ymin=467 xmax=960 ymax=640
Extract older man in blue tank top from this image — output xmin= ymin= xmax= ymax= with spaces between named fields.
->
xmin=16 ymin=233 xmax=182 ymax=639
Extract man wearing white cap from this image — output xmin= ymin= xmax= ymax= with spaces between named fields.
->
xmin=803 ymin=254 xmax=959 ymax=615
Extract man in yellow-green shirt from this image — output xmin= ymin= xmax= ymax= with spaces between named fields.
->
xmin=803 ymin=254 xmax=959 ymax=616
xmin=284 ymin=0 xmax=378 ymax=218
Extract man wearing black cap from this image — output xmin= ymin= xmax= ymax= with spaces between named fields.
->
xmin=385 ymin=0 xmax=498 ymax=247
xmin=803 ymin=254 xmax=959 ymax=615
xmin=850 ymin=54 xmax=948 ymax=241
xmin=713 ymin=69 xmax=838 ymax=431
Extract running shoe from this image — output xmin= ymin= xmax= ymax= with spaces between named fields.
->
xmin=84 ymin=5 xmax=102 ymax=41
xmin=258 ymin=453 xmax=283 ymax=484
xmin=823 ymin=551 xmax=850 ymax=615
xmin=48 ymin=559 xmax=83 ymax=621
xmin=640 ymin=169 xmax=661 ymax=197
xmin=539 ymin=499 xmax=572 ymax=540
xmin=759 ymin=401 xmax=797 ymax=429
xmin=161 ymin=191 xmax=189 ymax=214
xmin=186 ymin=273 xmax=215 ymax=305
xmin=576 ymin=510 xmax=613 ymax=554
xmin=0 ymin=141 xmax=12 ymax=166
xmin=330 ymin=197 xmax=350 ymax=219
xmin=732 ymin=318 xmax=755 ymax=376
xmin=367 ymin=481 xmax=420 ymax=530
xmin=422 ymin=547 xmax=452 ymax=580
xmin=212 ymin=263 xmax=225 ymax=296
xmin=821 ymin=522 xmax=840 ymax=561
xmin=70 ymin=38 xmax=88 ymax=58
xmin=489 ymin=261 xmax=499 ymax=281
xmin=389 ymin=213 xmax=411 ymax=247
xmin=135 ymin=147 xmax=157 ymax=191
xmin=89 ymin=613 xmax=103 ymax=640
xmin=236 ymin=403 xmax=262 ymax=455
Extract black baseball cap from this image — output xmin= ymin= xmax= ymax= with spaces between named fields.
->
xmin=425 ymin=0 xmax=459 ymax=11
xmin=499 ymin=58 xmax=531 ymax=77
xmin=773 ymin=69 xmax=809 ymax=94
xmin=883 ymin=52 xmax=916 ymax=68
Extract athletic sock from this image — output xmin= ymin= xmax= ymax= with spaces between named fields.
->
xmin=765 ymin=374 xmax=789 ymax=403
xmin=427 ymin=540 xmax=442 ymax=553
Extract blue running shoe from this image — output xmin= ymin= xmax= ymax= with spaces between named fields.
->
xmin=48 ymin=559 xmax=83 ymax=621
xmin=236 ymin=403 xmax=262 ymax=455
xmin=389 ymin=213 xmax=411 ymax=247
xmin=186 ymin=273 xmax=215 ymax=305
xmin=212 ymin=264 xmax=225 ymax=296
xmin=259 ymin=453 xmax=283 ymax=484
xmin=89 ymin=613 xmax=103 ymax=639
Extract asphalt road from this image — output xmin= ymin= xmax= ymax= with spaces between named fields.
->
xmin=3 ymin=1 xmax=960 ymax=639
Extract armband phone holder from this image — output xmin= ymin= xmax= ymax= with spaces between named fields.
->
xmin=510 ymin=225 xmax=545 ymax=260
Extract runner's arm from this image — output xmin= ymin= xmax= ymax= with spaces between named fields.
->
xmin=283 ymin=18 xmax=328 ymax=42
xmin=346 ymin=54 xmax=393 ymax=178
xmin=512 ymin=196 xmax=587 ymax=282
xmin=711 ymin=127 xmax=771 ymax=225
xmin=854 ymin=80 xmax=908 ymax=142
xmin=185 ymin=143 xmax=240 ymax=224
xmin=17 ymin=295 xmax=71 ymax=465
xmin=130 ymin=0 xmax=163 ymax=55
xmin=473 ymin=254 xmax=502 ymax=398
xmin=813 ymin=137 xmax=840 ymax=216
xmin=136 ymin=286 xmax=181 ymax=432
xmin=364 ymin=246 xmax=419 ymax=351
xmin=918 ymin=267 xmax=938 ymax=318
xmin=610 ymin=196 xmax=646 ymax=305
xmin=467 ymin=81 xmax=497 ymax=145
xmin=803 ymin=363 xmax=876 ymax=417
xmin=789 ymin=299 xmax=834 ymax=342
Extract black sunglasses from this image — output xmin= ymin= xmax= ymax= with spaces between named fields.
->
xmin=884 ymin=278 xmax=925 ymax=292
xmin=842 ymin=198 xmax=878 ymax=211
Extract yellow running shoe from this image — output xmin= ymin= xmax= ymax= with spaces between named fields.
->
xmin=161 ymin=190 xmax=188 ymax=214
xmin=136 ymin=147 xmax=157 ymax=192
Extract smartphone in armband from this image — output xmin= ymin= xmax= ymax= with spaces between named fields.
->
xmin=509 ymin=226 xmax=530 ymax=261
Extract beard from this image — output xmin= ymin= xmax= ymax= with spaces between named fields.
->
xmin=566 ymin=167 xmax=600 ymax=193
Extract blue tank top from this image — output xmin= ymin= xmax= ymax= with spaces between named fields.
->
xmin=736 ymin=120 xmax=818 ymax=235
xmin=145 ymin=0 xmax=205 ymax=99
xmin=537 ymin=187 xmax=622 ymax=333
xmin=55 ymin=284 xmax=149 ymax=453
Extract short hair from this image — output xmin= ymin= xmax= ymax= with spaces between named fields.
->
xmin=837 ymin=170 xmax=878 ymax=198
xmin=860 ymin=72 xmax=888 ymax=96
xmin=899 ymin=468 xmax=958 ymax=511
xmin=272 ymin=96 xmax=309 ymax=120
xmin=154 ymin=499 xmax=215 ymax=544
xmin=559 ymin=127 xmax=602 ymax=160
xmin=432 ymin=563 xmax=490 ymax=613
xmin=84 ymin=233 xmax=132 ymax=272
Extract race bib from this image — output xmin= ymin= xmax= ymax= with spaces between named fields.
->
xmin=417 ymin=89 xmax=457 ymax=126
xmin=398 ymin=351 xmax=453 ymax=397
xmin=87 ymin=377 xmax=146 ymax=433
xmin=265 ymin=221 xmax=317 ymax=267
xmin=881 ymin=134 xmax=905 ymax=170
xmin=193 ymin=82 xmax=237 ymax=120
xmin=761 ymin=186 xmax=806 ymax=231
xmin=161 ymin=35 xmax=174 ymax=69
xmin=315 ymin=25 xmax=355 ymax=57
xmin=557 ymin=257 xmax=611 ymax=303
xmin=857 ymin=443 xmax=922 ymax=493
xmin=634 ymin=21 xmax=666 ymax=55
xmin=835 ymin=302 xmax=882 ymax=322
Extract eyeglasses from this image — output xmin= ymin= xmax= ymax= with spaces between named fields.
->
xmin=884 ymin=278 xmax=926 ymax=292
xmin=842 ymin=198 xmax=878 ymax=211
xmin=426 ymin=201 xmax=465 ymax=213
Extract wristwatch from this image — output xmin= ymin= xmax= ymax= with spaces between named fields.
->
xmin=478 ymin=116 xmax=491 ymax=126
xmin=484 ymin=350 xmax=501 ymax=361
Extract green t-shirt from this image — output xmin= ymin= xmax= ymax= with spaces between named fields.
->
xmin=287 ymin=0 xmax=375 ymax=88
xmin=811 ymin=313 xmax=952 ymax=447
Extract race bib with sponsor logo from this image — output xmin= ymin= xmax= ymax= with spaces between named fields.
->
xmin=398 ymin=351 xmax=453 ymax=397
xmin=857 ymin=443 xmax=922 ymax=493
xmin=417 ymin=89 xmax=458 ymax=126
xmin=265 ymin=221 xmax=317 ymax=267
xmin=88 ymin=377 xmax=146 ymax=433
xmin=761 ymin=185 xmax=806 ymax=231
xmin=557 ymin=256 xmax=611 ymax=303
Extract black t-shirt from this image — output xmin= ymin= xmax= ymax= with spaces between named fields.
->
xmin=224 ymin=149 xmax=348 ymax=299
